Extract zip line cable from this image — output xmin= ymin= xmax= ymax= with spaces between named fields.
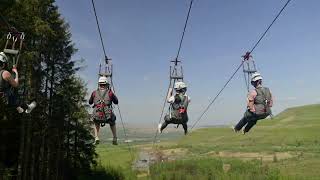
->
xmin=0 ymin=12 xmax=11 ymax=29
xmin=91 ymin=0 xmax=110 ymax=62
xmin=111 ymin=81 xmax=135 ymax=160
xmin=190 ymin=62 xmax=244 ymax=130
xmin=152 ymin=80 xmax=173 ymax=148
xmin=190 ymin=0 xmax=293 ymax=130
xmin=175 ymin=0 xmax=194 ymax=64
xmin=0 ymin=12 xmax=19 ymax=33
xmin=249 ymin=0 xmax=292 ymax=54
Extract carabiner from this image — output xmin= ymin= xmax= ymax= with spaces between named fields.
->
xmin=6 ymin=33 xmax=12 ymax=40
xmin=12 ymin=36 xmax=18 ymax=43
xmin=20 ymin=32 xmax=25 ymax=40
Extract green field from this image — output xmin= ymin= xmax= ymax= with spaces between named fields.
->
xmin=95 ymin=104 xmax=320 ymax=179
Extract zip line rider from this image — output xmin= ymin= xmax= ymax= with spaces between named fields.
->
xmin=0 ymin=52 xmax=36 ymax=118
xmin=89 ymin=76 xmax=119 ymax=145
xmin=159 ymin=81 xmax=191 ymax=135
xmin=233 ymin=72 xmax=273 ymax=134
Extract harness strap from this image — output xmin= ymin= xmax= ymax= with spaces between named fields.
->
xmin=255 ymin=87 xmax=272 ymax=115
xmin=256 ymin=87 xmax=270 ymax=105
xmin=96 ymin=89 xmax=107 ymax=103
xmin=0 ymin=70 xmax=6 ymax=92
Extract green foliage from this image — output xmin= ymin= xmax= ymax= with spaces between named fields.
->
xmin=151 ymin=104 xmax=320 ymax=179
xmin=78 ymin=165 xmax=125 ymax=180
xmin=150 ymin=158 xmax=280 ymax=180
xmin=0 ymin=0 xmax=101 ymax=179
xmin=95 ymin=144 xmax=138 ymax=179
xmin=175 ymin=105 xmax=320 ymax=153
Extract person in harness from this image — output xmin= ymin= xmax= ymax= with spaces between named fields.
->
xmin=158 ymin=81 xmax=191 ymax=135
xmin=233 ymin=72 xmax=273 ymax=134
xmin=89 ymin=76 xmax=119 ymax=145
xmin=0 ymin=52 xmax=36 ymax=118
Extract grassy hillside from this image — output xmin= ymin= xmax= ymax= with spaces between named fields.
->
xmin=96 ymin=104 xmax=320 ymax=179
xmin=177 ymin=104 xmax=320 ymax=152
xmin=150 ymin=104 xmax=320 ymax=179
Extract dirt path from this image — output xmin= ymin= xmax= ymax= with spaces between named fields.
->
xmin=206 ymin=151 xmax=296 ymax=162
xmin=132 ymin=146 xmax=187 ymax=173
xmin=133 ymin=146 xmax=299 ymax=178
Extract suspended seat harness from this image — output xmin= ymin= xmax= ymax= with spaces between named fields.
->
xmin=92 ymin=88 xmax=115 ymax=127
xmin=254 ymin=86 xmax=272 ymax=116
xmin=168 ymin=93 xmax=189 ymax=124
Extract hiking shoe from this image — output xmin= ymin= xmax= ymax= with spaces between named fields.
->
xmin=242 ymin=129 xmax=246 ymax=135
xmin=112 ymin=137 xmax=118 ymax=145
xmin=16 ymin=107 xmax=24 ymax=113
xmin=158 ymin=123 xmax=162 ymax=134
xmin=232 ymin=126 xmax=239 ymax=133
xmin=94 ymin=137 xmax=100 ymax=145
xmin=26 ymin=101 xmax=37 ymax=114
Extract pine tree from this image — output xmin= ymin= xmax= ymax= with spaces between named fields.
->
xmin=1 ymin=0 xmax=100 ymax=179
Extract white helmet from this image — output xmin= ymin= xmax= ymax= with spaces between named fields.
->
xmin=174 ymin=81 xmax=187 ymax=90
xmin=98 ymin=76 xmax=109 ymax=84
xmin=0 ymin=52 xmax=8 ymax=63
xmin=251 ymin=72 xmax=263 ymax=82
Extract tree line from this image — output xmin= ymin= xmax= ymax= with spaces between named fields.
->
xmin=0 ymin=0 xmax=106 ymax=179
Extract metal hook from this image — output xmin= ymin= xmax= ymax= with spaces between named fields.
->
xmin=12 ymin=36 xmax=18 ymax=43
xmin=20 ymin=32 xmax=25 ymax=40
xmin=6 ymin=33 xmax=11 ymax=40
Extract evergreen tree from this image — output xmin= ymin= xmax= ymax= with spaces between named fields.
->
xmin=0 ymin=0 xmax=105 ymax=179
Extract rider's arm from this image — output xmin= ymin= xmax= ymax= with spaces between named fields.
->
xmin=110 ymin=91 xmax=118 ymax=105
xmin=247 ymin=90 xmax=257 ymax=112
xmin=269 ymin=91 xmax=274 ymax=107
xmin=187 ymin=96 xmax=191 ymax=103
xmin=3 ymin=70 xmax=19 ymax=88
xmin=167 ymin=88 xmax=174 ymax=103
xmin=89 ymin=91 xmax=95 ymax=105
xmin=181 ymin=95 xmax=189 ymax=109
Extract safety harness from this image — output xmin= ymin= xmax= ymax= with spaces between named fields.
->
xmin=93 ymin=89 xmax=113 ymax=126
xmin=254 ymin=87 xmax=272 ymax=116
xmin=169 ymin=93 xmax=188 ymax=122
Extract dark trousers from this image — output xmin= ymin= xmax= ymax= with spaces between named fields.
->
xmin=1 ymin=92 xmax=28 ymax=111
xmin=235 ymin=110 xmax=268 ymax=133
xmin=161 ymin=115 xmax=188 ymax=134
xmin=93 ymin=113 xmax=116 ymax=126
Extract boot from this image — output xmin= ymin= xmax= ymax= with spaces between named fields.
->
xmin=26 ymin=101 xmax=37 ymax=113
xmin=112 ymin=137 xmax=118 ymax=145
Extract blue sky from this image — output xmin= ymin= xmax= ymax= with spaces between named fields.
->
xmin=55 ymin=0 xmax=320 ymax=127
